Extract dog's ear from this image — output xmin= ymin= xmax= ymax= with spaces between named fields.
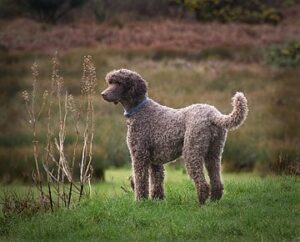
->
xmin=128 ymin=76 xmax=147 ymax=101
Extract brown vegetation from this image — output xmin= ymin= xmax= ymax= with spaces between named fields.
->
xmin=0 ymin=18 xmax=299 ymax=54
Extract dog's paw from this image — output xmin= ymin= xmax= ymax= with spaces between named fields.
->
xmin=210 ymin=184 xmax=224 ymax=201
xmin=151 ymin=190 xmax=165 ymax=200
xmin=199 ymin=183 xmax=210 ymax=205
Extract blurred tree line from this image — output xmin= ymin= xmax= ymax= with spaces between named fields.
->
xmin=0 ymin=0 xmax=298 ymax=24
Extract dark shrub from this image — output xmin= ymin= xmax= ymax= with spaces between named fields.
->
xmin=265 ymin=40 xmax=300 ymax=67
xmin=92 ymin=0 xmax=172 ymax=21
xmin=14 ymin=0 xmax=85 ymax=23
xmin=0 ymin=0 xmax=22 ymax=18
xmin=179 ymin=0 xmax=283 ymax=24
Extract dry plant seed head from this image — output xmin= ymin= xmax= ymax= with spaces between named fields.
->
xmin=43 ymin=90 xmax=49 ymax=100
xmin=31 ymin=62 xmax=39 ymax=78
xmin=31 ymin=62 xmax=39 ymax=97
xmin=52 ymin=53 xmax=64 ymax=91
xmin=22 ymin=90 xmax=30 ymax=102
xmin=56 ymin=76 xmax=64 ymax=94
xmin=81 ymin=56 xmax=87 ymax=94
xmin=67 ymin=94 xmax=77 ymax=113
xmin=52 ymin=53 xmax=59 ymax=77
xmin=81 ymin=55 xmax=97 ymax=95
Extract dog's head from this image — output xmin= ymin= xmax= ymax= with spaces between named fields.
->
xmin=101 ymin=69 xmax=148 ymax=105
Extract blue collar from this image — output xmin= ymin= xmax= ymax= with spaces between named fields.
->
xmin=124 ymin=97 xmax=149 ymax=118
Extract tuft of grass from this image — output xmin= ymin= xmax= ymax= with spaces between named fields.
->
xmin=0 ymin=168 xmax=299 ymax=241
xmin=0 ymin=188 xmax=48 ymax=236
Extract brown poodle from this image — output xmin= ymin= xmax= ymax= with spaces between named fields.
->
xmin=101 ymin=69 xmax=248 ymax=204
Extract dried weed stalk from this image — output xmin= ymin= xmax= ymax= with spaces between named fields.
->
xmin=21 ymin=54 xmax=97 ymax=210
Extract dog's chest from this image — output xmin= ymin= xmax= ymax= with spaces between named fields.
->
xmin=127 ymin=116 xmax=185 ymax=164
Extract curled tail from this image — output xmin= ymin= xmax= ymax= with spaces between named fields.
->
xmin=211 ymin=92 xmax=248 ymax=130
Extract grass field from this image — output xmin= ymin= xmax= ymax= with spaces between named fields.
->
xmin=1 ymin=168 xmax=299 ymax=241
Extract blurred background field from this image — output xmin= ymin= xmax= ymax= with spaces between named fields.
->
xmin=0 ymin=0 xmax=300 ymax=183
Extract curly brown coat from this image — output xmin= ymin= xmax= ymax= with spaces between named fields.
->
xmin=101 ymin=69 xmax=248 ymax=204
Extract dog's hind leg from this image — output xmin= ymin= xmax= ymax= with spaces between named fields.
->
xmin=183 ymin=127 xmax=210 ymax=205
xmin=205 ymin=128 xmax=227 ymax=201
xmin=149 ymin=164 xmax=165 ymax=200
xmin=184 ymin=156 xmax=209 ymax=205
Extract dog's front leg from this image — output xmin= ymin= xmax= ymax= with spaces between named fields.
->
xmin=132 ymin=153 xmax=150 ymax=201
xmin=149 ymin=164 xmax=165 ymax=200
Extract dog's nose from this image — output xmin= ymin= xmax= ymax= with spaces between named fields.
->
xmin=101 ymin=91 xmax=107 ymax=98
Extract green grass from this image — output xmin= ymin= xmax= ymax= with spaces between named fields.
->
xmin=1 ymin=168 xmax=299 ymax=241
